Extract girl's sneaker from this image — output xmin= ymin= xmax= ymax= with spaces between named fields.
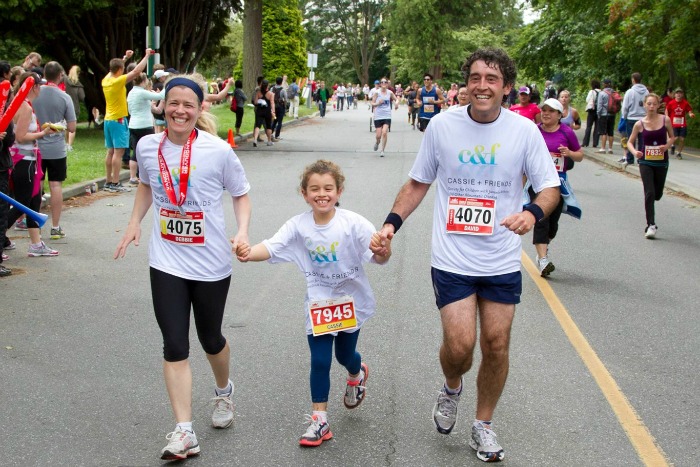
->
xmin=344 ymin=362 xmax=368 ymax=409
xmin=160 ymin=428 xmax=200 ymax=460
xmin=299 ymin=414 xmax=332 ymax=447
xmin=15 ymin=218 xmax=28 ymax=230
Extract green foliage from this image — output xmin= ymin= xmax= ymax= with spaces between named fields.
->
xmin=386 ymin=0 xmax=522 ymax=81
xmin=199 ymin=18 xmax=244 ymax=80
xmin=260 ymin=0 xmax=307 ymax=81
xmin=303 ymin=0 xmax=390 ymax=85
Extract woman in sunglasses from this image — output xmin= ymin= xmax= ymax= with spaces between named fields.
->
xmin=370 ymin=78 xmax=399 ymax=157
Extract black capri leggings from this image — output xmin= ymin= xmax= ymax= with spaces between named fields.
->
xmin=529 ymin=186 xmax=565 ymax=245
xmin=150 ymin=267 xmax=231 ymax=362
xmin=235 ymin=108 xmax=244 ymax=130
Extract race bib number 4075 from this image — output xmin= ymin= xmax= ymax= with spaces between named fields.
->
xmin=159 ymin=208 xmax=205 ymax=246
xmin=446 ymin=197 xmax=496 ymax=235
xmin=308 ymin=296 xmax=357 ymax=336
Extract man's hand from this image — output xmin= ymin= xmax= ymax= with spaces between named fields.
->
xmin=500 ymin=210 xmax=536 ymax=236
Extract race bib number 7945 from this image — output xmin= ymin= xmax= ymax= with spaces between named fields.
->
xmin=446 ymin=197 xmax=496 ymax=235
xmin=308 ymin=296 xmax=357 ymax=336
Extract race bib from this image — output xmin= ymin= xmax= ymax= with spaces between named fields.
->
xmin=446 ymin=197 xmax=496 ymax=236
xmin=673 ymin=116 xmax=684 ymax=126
xmin=159 ymin=208 xmax=205 ymax=246
xmin=644 ymin=145 xmax=664 ymax=161
xmin=308 ymin=296 xmax=357 ymax=336
xmin=550 ymin=152 xmax=563 ymax=172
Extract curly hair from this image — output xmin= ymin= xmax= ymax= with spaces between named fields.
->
xmin=462 ymin=48 xmax=517 ymax=88
xmin=300 ymin=160 xmax=345 ymax=206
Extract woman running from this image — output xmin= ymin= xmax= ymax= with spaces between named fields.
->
xmin=371 ymin=78 xmax=399 ymax=157
xmin=114 ymin=73 xmax=252 ymax=461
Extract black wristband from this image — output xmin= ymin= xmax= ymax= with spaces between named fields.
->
xmin=523 ymin=203 xmax=545 ymax=223
xmin=384 ymin=212 xmax=403 ymax=233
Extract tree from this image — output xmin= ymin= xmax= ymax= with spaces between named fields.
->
xmin=0 ymin=0 xmax=241 ymax=111
xmin=304 ymin=0 xmax=390 ymax=86
xmin=386 ymin=0 xmax=521 ymax=82
xmin=243 ymin=0 xmax=264 ymax=97
xmin=262 ymin=0 xmax=307 ymax=81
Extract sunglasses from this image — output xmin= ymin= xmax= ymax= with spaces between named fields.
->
xmin=380 ymin=81 xmax=387 ymax=84
xmin=423 ymin=78 xmax=431 ymax=81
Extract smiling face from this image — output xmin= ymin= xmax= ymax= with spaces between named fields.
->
xmin=540 ymin=106 xmax=561 ymax=126
xmin=467 ymin=60 xmax=511 ymax=122
xmin=302 ymin=172 xmax=342 ymax=222
xmin=165 ymin=86 xmax=202 ymax=142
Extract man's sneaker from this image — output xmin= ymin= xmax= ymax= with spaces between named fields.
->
xmin=27 ymin=242 xmax=59 ymax=257
xmin=645 ymin=224 xmax=657 ymax=239
xmin=470 ymin=421 xmax=505 ymax=462
xmin=671 ymin=145 xmax=676 ymax=155
xmin=50 ymin=226 xmax=66 ymax=240
xmin=111 ymin=182 xmax=132 ymax=193
xmin=160 ymin=428 xmax=200 ymax=460
xmin=15 ymin=218 xmax=28 ymax=230
xmin=3 ymin=240 xmax=16 ymax=250
xmin=299 ymin=414 xmax=333 ymax=447
xmin=103 ymin=182 xmax=115 ymax=192
xmin=433 ymin=382 xmax=461 ymax=434
xmin=380 ymin=150 xmax=385 ymax=157
xmin=616 ymin=157 xmax=626 ymax=163
xmin=344 ymin=362 xmax=368 ymax=409
xmin=373 ymin=141 xmax=379 ymax=151
xmin=212 ymin=394 xmax=234 ymax=428
xmin=536 ymin=255 xmax=555 ymax=277
xmin=677 ymin=152 xmax=683 ymax=160
xmin=0 ymin=265 xmax=11 ymax=277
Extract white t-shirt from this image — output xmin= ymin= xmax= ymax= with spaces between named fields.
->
xmin=137 ymin=130 xmax=251 ymax=281
xmin=263 ymin=209 xmax=378 ymax=335
xmin=409 ymin=105 xmax=560 ymax=276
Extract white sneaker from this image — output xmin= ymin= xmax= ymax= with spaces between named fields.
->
xmin=28 ymin=242 xmax=59 ymax=257
xmin=373 ymin=142 xmax=379 ymax=151
xmin=536 ymin=255 xmax=555 ymax=277
xmin=470 ymin=421 xmax=505 ymax=462
xmin=160 ymin=428 xmax=200 ymax=460
xmin=432 ymin=382 xmax=461 ymax=434
xmin=380 ymin=150 xmax=385 ymax=157
xmin=645 ymin=224 xmax=657 ymax=239
xmin=212 ymin=393 xmax=234 ymax=428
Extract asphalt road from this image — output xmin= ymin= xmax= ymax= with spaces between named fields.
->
xmin=2 ymin=104 xmax=698 ymax=466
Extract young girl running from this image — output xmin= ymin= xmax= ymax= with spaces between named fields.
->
xmin=236 ymin=160 xmax=391 ymax=447
xmin=627 ymin=93 xmax=675 ymax=239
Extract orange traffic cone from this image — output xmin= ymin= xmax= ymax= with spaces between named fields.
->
xmin=228 ymin=128 xmax=237 ymax=148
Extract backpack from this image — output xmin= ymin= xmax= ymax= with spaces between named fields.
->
xmin=273 ymin=85 xmax=285 ymax=106
xmin=287 ymin=83 xmax=298 ymax=99
xmin=229 ymin=95 xmax=237 ymax=112
xmin=606 ymin=90 xmax=622 ymax=114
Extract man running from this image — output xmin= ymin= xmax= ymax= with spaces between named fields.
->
xmin=416 ymin=73 xmax=445 ymax=132
xmin=372 ymin=47 xmax=560 ymax=463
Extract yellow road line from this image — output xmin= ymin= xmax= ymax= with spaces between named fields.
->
xmin=521 ymin=251 xmax=669 ymax=467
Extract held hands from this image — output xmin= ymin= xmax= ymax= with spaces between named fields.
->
xmin=370 ymin=226 xmax=394 ymax=259
xmin=233 ymin=239 xmax=251 ymax=262
xmin=500 ymin=210 xmax=535 ymax=236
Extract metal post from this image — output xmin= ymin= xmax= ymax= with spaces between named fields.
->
xmin=147 ymin=0 xmax=156 ymax=76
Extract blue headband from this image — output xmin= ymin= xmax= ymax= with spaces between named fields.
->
xmin=165 ymin=77 xmax=204 ymax=103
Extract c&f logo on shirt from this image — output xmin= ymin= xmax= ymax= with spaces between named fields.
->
xmin=157 ymin=166 xmax=197 ymax=187
xmin=458 ymin=144 xmax=500 ymax=165
xmin=305 ymin=238 xmax=339 ymax=263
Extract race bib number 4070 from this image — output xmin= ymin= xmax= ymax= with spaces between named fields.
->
xmin=446 ymin=197 xmax=496 ymax=235
xmin=308 ymin=296 xmax=357 ymax=336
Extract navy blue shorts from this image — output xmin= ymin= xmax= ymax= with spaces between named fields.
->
xmin=431 ymin=267 xmax=522 ymax=309
xmin=673 ymin=127 xmax=687 ymax=138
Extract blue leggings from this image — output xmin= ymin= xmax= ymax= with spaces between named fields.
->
xmin=307 ymin=330 xmax=361 ymax=403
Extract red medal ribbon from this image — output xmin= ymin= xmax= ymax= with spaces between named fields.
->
xmin=157 ymin=129 xmax=197 ymax=213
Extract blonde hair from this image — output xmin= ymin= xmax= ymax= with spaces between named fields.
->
xmin=164 ymin=72 xmax=218 ymax=136
xmin=67 ymin=65 xmax=80 ymax=85
xmin=644 ymin=93 xmax=661 ymax=104
xmin=300 ymin=160 xmax=345 ymax=206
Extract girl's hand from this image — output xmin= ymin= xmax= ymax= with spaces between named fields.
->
xmin=635 ymin=150 xmax=643 ymax=159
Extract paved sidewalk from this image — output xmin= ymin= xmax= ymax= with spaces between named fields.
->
xmin=575 ymin=127 xmax=700 ymax=202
